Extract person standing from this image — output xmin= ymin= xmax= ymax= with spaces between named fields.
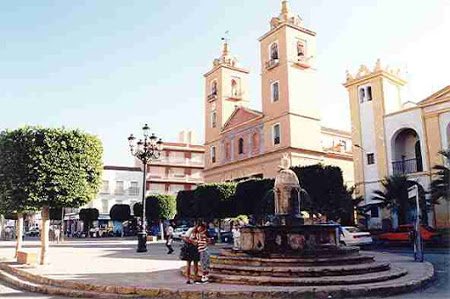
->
xmin=165 ymin=223 xmax=174 ymax=254
xmin=54 ymin=226 xmax=61 ymax=244
xmin=232 ymin=223 xmax=241 ymax=250
xmin=181 ymin=225 xmax=200 ymax=284
xmin=195 ymin=223 xmax=210 ymax=283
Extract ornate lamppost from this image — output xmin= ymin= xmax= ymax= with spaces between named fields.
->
xmin=128 ymin=124 xmax=163 ymax=252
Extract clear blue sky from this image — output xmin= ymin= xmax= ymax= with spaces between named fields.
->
xmin=1 ymin=0 xmax=449 ymax=166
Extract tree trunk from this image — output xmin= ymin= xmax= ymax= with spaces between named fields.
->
xmin=14 ymin=213 xmax=24 ymax=258
xmin=0 ymin=214 xmax=5 ymax=240
xmin=159 ymin=220 xmax=164 ymax=241
xmin=60 ymin=207 xmax=65 ymax=242
xmin=40 ymin=206 xmax=50 ymax=265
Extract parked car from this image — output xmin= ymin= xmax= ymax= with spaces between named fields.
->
xmin=340 ymin=226 xmax=373 ymax=246
xmin=25 ymin=227 xmax=40 ymax=237
xmin=377 ymin=224 xmax=440 ymax=243
xmin=173 ymin=226 xmax=189 ymax=240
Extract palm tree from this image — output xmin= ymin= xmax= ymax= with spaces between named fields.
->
xmin=372 ymin=175 xmax=423 ymax=226
xmin=430 ymin=150 xmax=450 ymax=203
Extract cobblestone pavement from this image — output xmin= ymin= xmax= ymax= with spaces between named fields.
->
xmin=0 ymin=238 xmax=446 ymax=298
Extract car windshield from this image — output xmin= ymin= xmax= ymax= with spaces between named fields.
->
xmin=344 ymin=227 xmax=361 ymax=233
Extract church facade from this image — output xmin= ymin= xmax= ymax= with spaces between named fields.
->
xmin=203 ymin=1 xmax=354 ymax=185
xmin=344 ymin=62 xmax=450 ymax=229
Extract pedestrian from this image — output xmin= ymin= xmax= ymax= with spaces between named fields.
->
xmin=54 ymin=226 xmax=61 ymax=244
xmin=165 ymin=222 xmax=174 ymax=254
xmin=180 ymin=224 xmax=200 ymax=284
xmin=195 ymin=223 xmax=210 ymax=283
xmin=232 ymin=223 xmax=241 ymax=250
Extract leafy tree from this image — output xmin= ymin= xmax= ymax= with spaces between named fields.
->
xmin=0 ymin=127 xmax=103 ymax=264
xmin=79 ymin=208 xmax=99 ymax=233
xmin=110 ymin=204 xmax=131 ymax=222
xmin=372 ymin=175 xmax=426 ymax=226
xmin=291 ymin=164 xmax=351 ymax=222
xmin=234 ymin=179 xmax=274 ymax=215
xmin=133 ymin=202 xmax=143 ymax=218
xmin=431 ymin=150 xmax=450 ymax=204
xmin=194 ymin=183 xmax=237 ymax=219
xmin=146 ymin=194 xmax=176 ymax=240
xmin=176 ymin=190 xmax=196 ymax=219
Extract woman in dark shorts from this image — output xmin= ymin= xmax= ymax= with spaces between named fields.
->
xmin=180 ymin=225 xmax=200 ymax=284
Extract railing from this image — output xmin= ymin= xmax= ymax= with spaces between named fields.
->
xmin=207 ymin=93 xmax=217 ymax=102
xmin=265 ymin=59 xmax=280 ymax=69
xmin=147 ymin=174 xmax=203 ymax=183
xmin=392 ymin=158 xmax=422 ymax=175
xmin=150 ymin=157 xmax=204 ymax=167
xmin=114 ymin=189 xmax=124 ymax=195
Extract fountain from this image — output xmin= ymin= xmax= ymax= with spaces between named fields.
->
xmin=208 ymin=155 xmax=413 ymax=287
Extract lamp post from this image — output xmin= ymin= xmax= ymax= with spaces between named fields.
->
xmin=128 ymin=124 xmax=163 ymax=252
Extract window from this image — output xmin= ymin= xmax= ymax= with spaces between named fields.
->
xmin=101 ymin=180 xmax=109 ymax=194
xmin=359 ymin=87 xmax=365 ymax=103
xmin=359 ymin=85 xmax=372 ymax=103
xmin=115 ymin=181 xmax=124 ymax=195
xmin=367 ymin=86 xmax=372 ymax=101
xmin=297 ymin=40 xmax=306 ymax=60
xmin=211 ymin=81 xmax=217 ymax=96
xmin=252 ymin=132 xmax=259 ymax=152
xmin=273 ymin=124 xmax=281 ymax=145
xmin=367 ymin=153 xmax=375 ymax=165
xmin=339 ymin=140 xmax=347 ymax=151
xmin=129 ymin=181 xmax=139 ymax=196
xmin=231 ymin=79 xmax=238 ymax=97
xmin=225 ymin=142 xmax=231 ymax=160
xmin=271 ymin=81 xmax=279 ymax=102
xmin=211 ymin=146 xmax=216 ymax=163
xmin=270 ymin=42 xmax=279 ymax=60
xmin=370 ymin=206 xmax=379 ymax=218
xmin=102 ymin=199 xmax=108 ymax=214
xmin=211 ymin=111 xmax=217 ymax=128
xmin=238 ymin=138 xmax=244 ymax=155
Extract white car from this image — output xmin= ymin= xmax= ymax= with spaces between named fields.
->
xmin=340 ymin=226 xmax=373 ymax=246
xmin=172 ymin=227 xmax=189 ymax=240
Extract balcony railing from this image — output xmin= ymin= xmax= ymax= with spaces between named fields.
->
xmin=150 ymin=157 xmax=204 ymax=167
xmin=392 ymin=158 xmax=423 ymax=175
xmin=265 ymin=59 xmax=280 ymax=70
xmin=207 ymin=93 xmax=218 ymax=102
xmin=147 ymin=174 xmax=203 ymax=183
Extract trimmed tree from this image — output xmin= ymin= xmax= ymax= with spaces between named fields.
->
xmin=234 ymin=179 xmax=275 ymax=224
xmin=0 ymin=127 xmax=103 ymax=264
xmin=110 ymin=204 xmax=131 ymax=236
xmin=146 ymin=194 xmax=176 ymax=240
xmin=176 ymin=190 xmax=196 ymax=219
xmin=431 ymin=150 xmax=450 ymax=204
xmin=194 ymin=183 xmax=237 ymax=219
xmin=79 ymin=208 xmax=99 ymax=234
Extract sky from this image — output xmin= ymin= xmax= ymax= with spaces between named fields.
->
xmin=1 ymin=0 xmax=449 ymax=166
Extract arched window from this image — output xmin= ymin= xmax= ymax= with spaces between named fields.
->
xmin=238 ymin=138 xmax=244 ymax=155
xmin=297 ymin=41 xmax=305 ymax=59
xmin=211 ymin=81 xmax=217 ymax=96
xmin=252 ymin=133 xmax=259 ymax=152
xmin=270 ymin=42 xmax=279 ymax=60
xmin=225 ymin=142 xmax=231 ymax=160
xmin=359 ymin=87 xmax=365 ymax=103
xmin=210 ymin=146 xmax=216 ymax=163
xmin=231 ymin=79 xmax=238 ymax=97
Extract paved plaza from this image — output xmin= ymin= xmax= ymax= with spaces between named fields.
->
xmin=0 ymin=238 xmax=447 ymax=298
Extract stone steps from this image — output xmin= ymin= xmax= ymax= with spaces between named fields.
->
xmin=0 ymin=268 xmax=135 ymax=298
xmin=209 ymin=266 xmax=408 ymax=286
xmin=210 ymin=261 xmax=390 ymax=277
xmin=211 ymin=253 xmax=375 ymax=266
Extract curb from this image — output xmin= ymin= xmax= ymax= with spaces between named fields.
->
xmin=0 ymin=261 xmax=435 ymax=299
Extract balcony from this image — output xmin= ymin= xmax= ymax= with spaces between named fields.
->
xmin=265 ymin=59 xmax=280 ymax=70
xmin=392 ymin=158 xmax=423 ymax=175
xmin=226 ymin=92 xmax=242 ymax=102
xmin=150 ymin=157 xmax=204 ymax=167
xmin=147 ymin=174 xmax=203 ymax=183
xmin=207 ymin=93 xmax=217 ymax=102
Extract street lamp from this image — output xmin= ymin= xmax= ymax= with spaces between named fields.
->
xmin=128 ymin=124 xmax=163 ymax=252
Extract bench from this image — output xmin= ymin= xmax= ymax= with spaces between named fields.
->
xmin=17 ymin=251 xmax=38 ymax=265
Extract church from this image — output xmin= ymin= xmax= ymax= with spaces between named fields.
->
xmin=203 ymin=1 xmax=354 ymax=185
